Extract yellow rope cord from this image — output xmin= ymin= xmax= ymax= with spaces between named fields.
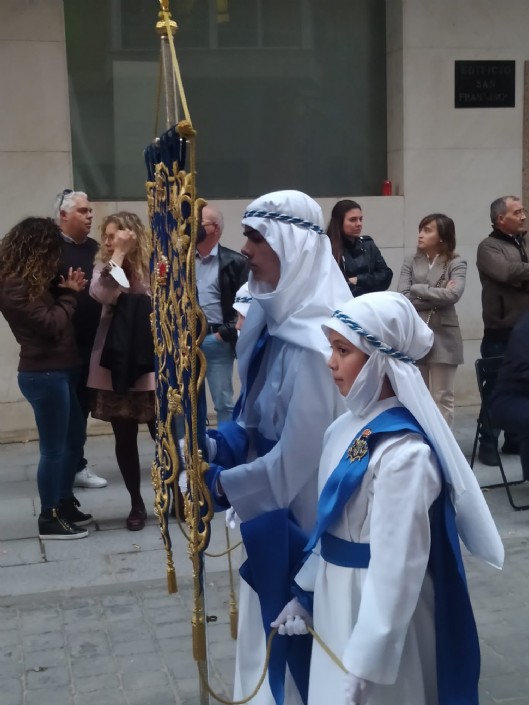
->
xmin=160 ymin=4 xmax=191 ymax=124
xmin=194 ymin=625 xmax=348 ymax=704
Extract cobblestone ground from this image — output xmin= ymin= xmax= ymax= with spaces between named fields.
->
xmin=1 ymin=408 xmax=529 ymax=704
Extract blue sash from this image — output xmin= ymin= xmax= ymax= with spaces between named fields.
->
xmin=304 ymin=406 xmax=479 ymax=705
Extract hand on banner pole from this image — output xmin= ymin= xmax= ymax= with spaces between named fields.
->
xmin=225 ymin=506 xmax=240 ymax=530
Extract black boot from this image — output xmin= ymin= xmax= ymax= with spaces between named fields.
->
xmin=59 ymin=496 xmax=93 ymax=526
xmin=38 ymin=508 xmax=88 ymax=540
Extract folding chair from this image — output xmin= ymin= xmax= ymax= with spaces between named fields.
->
xmin=470 ymin=356 xmax=529 ymax=511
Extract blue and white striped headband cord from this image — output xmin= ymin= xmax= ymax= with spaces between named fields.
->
xmin=332 ymin=310 xmax=416 ymax=365
xmin=243 ymin=209 xmax=325 ymax=236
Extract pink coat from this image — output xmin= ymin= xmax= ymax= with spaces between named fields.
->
xmin=87 ymin=262 xmax=155 ymax=392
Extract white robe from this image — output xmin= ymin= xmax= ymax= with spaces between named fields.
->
xmin=297 ymin=397 xmax=442 ymax=705
xmin=220 ymin=336 xmax=345 ymax=705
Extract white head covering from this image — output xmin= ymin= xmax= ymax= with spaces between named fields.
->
xmin=323 ymin=291 xmax=504 ymax=569
xmin=239 ymin=190 xmax=351 ymax=362
xmin=233 ymin=282 xmax=252 ymax=318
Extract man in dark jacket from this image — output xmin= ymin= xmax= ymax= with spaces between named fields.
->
xmin=489 ymin=309 xmax=529 ymax=481
xmin=197 ymin=205 xmax=248 ymax=423
xmin=55 ymin=190 xmax=107 ymax=488
xmin=476 ymin=194 xmax=529 ymax=465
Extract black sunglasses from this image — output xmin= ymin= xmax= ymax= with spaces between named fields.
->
xmin=58 ymin=188 xmax=73 ymax=210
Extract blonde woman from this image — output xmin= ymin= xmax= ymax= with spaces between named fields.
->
xmin=398 ymin=214 xmax=467 ymax=426
xmin=87 ymin=212 xmax=155 ymax=531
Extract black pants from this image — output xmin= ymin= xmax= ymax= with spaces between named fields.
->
xmin=489 ymin=393 xmax=529 ymax=480
xmin=479 ymin=338 xmax=517 ymax=449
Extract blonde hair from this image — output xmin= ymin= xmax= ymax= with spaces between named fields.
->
xmin=98 ymin=212 xmax=151 ymax=283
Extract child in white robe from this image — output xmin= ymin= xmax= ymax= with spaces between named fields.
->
xmin=272 ymin=291 xmax=504 ymax=705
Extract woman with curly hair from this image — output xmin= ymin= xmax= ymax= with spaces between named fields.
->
xmin=327 ymin=199 xmax=393 ymax=297
xmin=0 ymin=217 xmax=91 ymax=539
xmin=87 ymin=212 xmax=155 ymax=531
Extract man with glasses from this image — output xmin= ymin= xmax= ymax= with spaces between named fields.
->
xmin=197 ymin=205 xmax=248 ymax=423
xmin=476 ymin=195 xmax=529 ymax=465
xmin=55 ymin=190 xmax=107 ymax=488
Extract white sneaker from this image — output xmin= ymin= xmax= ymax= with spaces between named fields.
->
xmin=73 ymin=468 xmax=108 ymax=489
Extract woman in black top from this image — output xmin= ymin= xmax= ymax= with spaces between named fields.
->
xmin=327 ymin=199 xmax=393 ymax=296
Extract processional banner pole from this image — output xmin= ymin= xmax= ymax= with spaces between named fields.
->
xmin=146 ymin=2 xmax=212 ymax=703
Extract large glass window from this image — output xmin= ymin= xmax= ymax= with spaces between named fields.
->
xmin=64 ymin=0 xmax=386 ymax=200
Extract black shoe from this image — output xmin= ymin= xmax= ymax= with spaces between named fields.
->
xmin=478 ymin=444 xmax=499 ymax=467
xmin=38 ymin=509 xmax=88 ymax=540
xmin=58 ymin=497 xmax=93 ymax=526
xmin=501 ymin=440 xmax=520 ymax=455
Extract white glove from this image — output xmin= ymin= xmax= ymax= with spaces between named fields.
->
xmin=178 ymin=470 xmax=188 ymax=494
xmin=205 ymin=435 xmax=217 ymax=462
xmin=344 ymin=673 xmax=373 ymax=705
xmin=225 ymin=506 xmax=240 ymax=530
xmin=270 ymin=597 xmax=312 ymax=636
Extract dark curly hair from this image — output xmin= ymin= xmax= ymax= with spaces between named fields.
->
xmin=326 ymin=199 xmax=362 ymax=265
xmin=0 ymin=217 xmax=62 ymax=300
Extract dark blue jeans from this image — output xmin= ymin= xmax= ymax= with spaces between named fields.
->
xmin=18 ymin=370 xmax=85 ymax=512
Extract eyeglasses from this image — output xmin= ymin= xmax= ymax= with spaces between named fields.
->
xmin=58 ymin=188 xmax=73 ymax=210
xmin=201 ymin=221 xmax=216 ymax=228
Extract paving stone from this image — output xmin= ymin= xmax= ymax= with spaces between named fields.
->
xmin=104 ymin=604 xmax=143 ymax=621
xmin=0 ymin=643 xmax=22 ymax=663
xmin=0 ymin=659 xmax=24 ymax=678
xmin=480 ymin=673 xmax=529 ymax=702
xmin=62 ymin=605 xmax=102 ymax=624
xmin=1 ymin=677 xmax=22 ymax=705
xmin=25 ymin=664 xmax=70 ymax=689
xmin=20 ymin=608 xmax=61 ymax=635
xmin=125 ymin=686 xmax=179 ymax=705
xmin=67 ymin=631 xmax=111 ymax=658
xmin=70 ymin=656 xmax=117 ymax=678
xmin=101 ymin=593 xmax=138 ymax=607
xmin=122 ymin=668 xmax=169 ymax=690
xmin=75 ymin=673 xmax=121 ymax=693
xmin=22 ymin=631 xmax=64 ymax=653
xmin=0 ymin=628 xmax=20 ymax=647
xmin=0 ymin=608 xmax=18 ymax=629
xmin=75 ymin=691 xmax=127 ymax=705
xmin=116 ymin=653 xmax=164 ymax=673
xmin=107 ymin=622 xmax=147 ymax=644
xmin=25 ymin=688 xmax=74 ymax=705
xmin=24 ymin=649 xmax=67 ymax=670
xmin=112 ymin=638 xmax=157 ymax=657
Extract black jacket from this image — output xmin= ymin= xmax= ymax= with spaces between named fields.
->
xmin=58 ymin=237 xmax=102 ymax=358
xmin=100 ymin=294 xmax=154 ymax=394
xmin=217 ymin=245 xmax=249 ymax=347
xmin=340 ymin=235 xmax=393 ymax=297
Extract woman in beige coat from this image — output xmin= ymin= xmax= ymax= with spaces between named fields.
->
xmin=398 ymin=213 xmax=467 ymax=426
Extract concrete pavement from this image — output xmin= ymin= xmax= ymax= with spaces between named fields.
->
xmin=1 ymin=408 xmax=529 ymax=704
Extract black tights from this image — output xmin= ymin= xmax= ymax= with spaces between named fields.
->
xmin=111 ymin=418 xmax=156 ymax=510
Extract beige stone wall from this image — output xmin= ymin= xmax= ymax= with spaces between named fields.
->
xmin=2 ymin=0 xmax=529 ymax=439
xmin=0 ymin=0 xmax=72 ymax=441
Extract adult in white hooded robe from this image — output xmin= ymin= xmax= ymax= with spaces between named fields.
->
xmin=274 ymin=292 xmax=504 ymax=705
xmin=206 ymin=190 xmax=351 ymax=705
